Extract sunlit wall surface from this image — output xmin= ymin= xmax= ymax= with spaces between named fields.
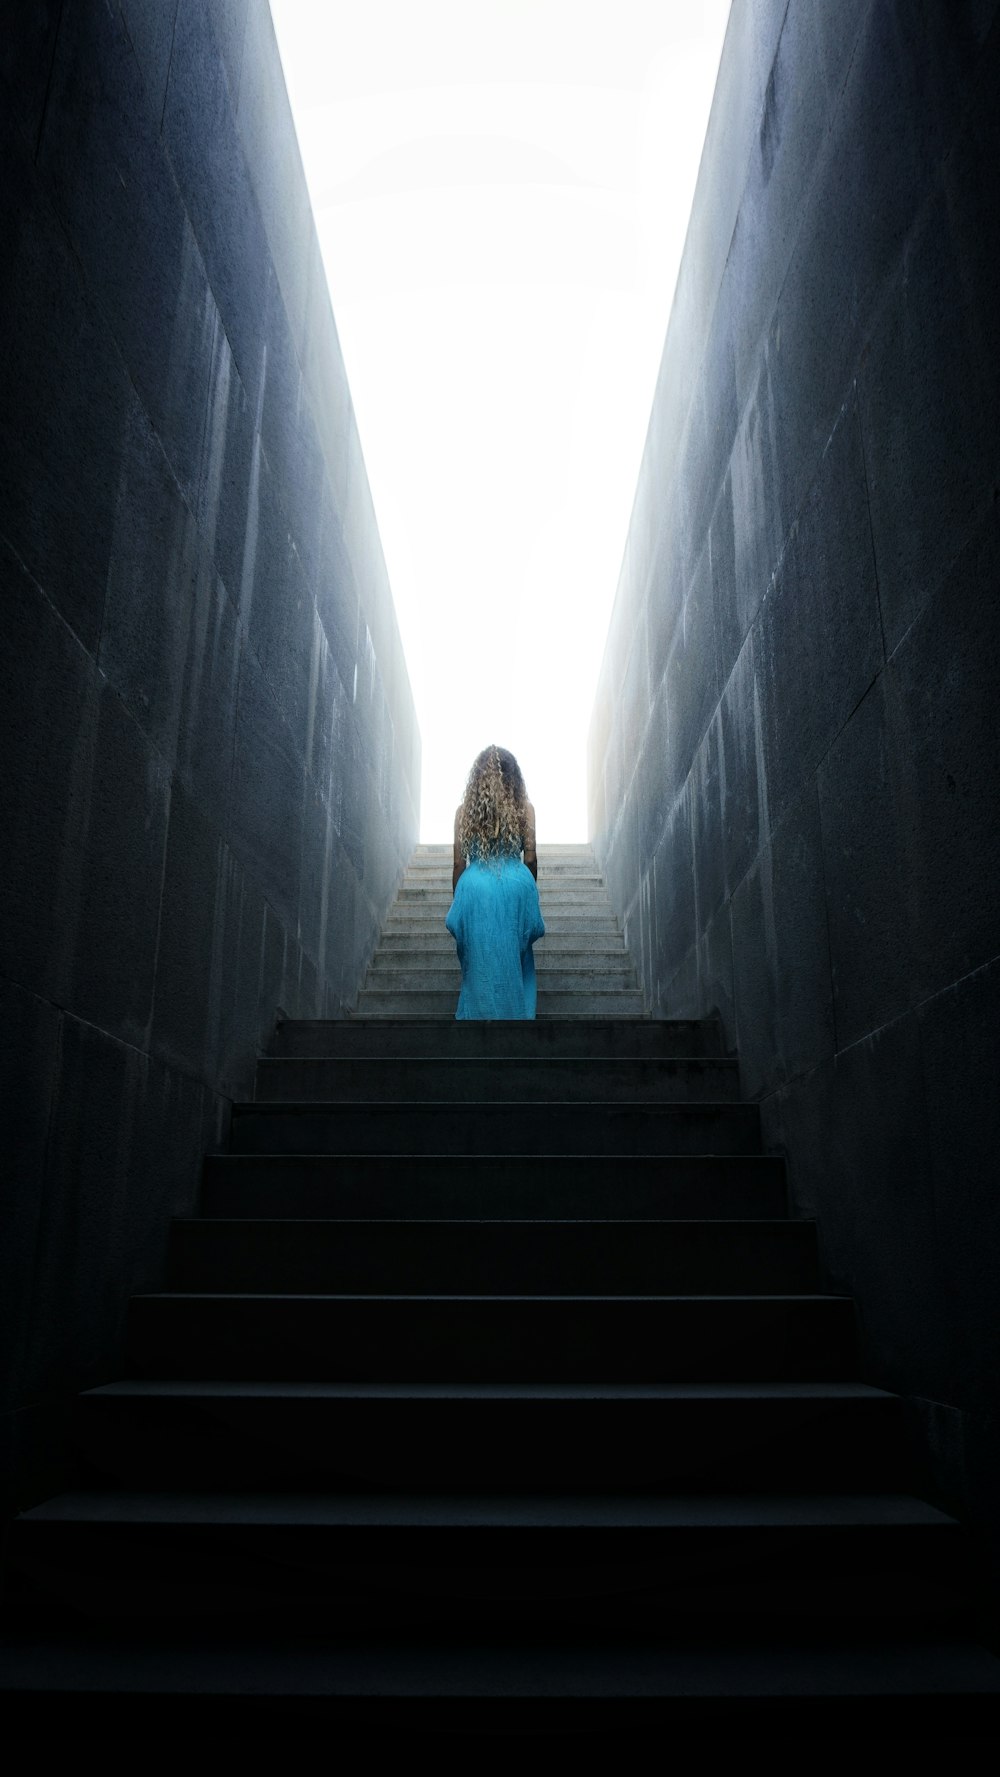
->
xmin=270 ymin=0 xmax=729 ymax=839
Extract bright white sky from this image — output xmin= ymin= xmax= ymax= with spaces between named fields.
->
xmin=269 ymin=0 xmax=730 ymax=839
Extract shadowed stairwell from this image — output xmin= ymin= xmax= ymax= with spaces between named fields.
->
xmin=3 ymin=0 xmax=1000 ymax=1741
xmin=4 ymin=846 xmax=999 ymax=1733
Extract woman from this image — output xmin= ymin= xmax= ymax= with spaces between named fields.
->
xmin=446 ymin=745 xmax=545 ymax=1019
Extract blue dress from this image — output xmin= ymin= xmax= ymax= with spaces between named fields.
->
xmin=445 ymin=856 xmax=545 ymax=1019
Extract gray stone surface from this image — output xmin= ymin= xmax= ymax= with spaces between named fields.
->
xmin=99 ymin=398 xmax=242 ymax=825
xmin=20 ymin=1015 xmax=218 ymax=1406
xmin=756 ymin=400 xmax=883 ymax=829
xmin=0 ymin=118 xmax=134 ymax=654
xmin=919 ymin=956 xmax=1000 ymax=1420
xmin=690 ymin=714 xmax=725 ymax=928
xmin=210 ymin=849 xmax=267 ymax=1100
xmin=152 ymin=780 xmax=224 ymax=1079
xmin=0 ymin=3 xmax=61 ymax=155
xmin=120 ymin=0 xmax=179 ymax=124
xmin=824 ymin=1015 xmax=954 ymax=1404
xmin=818 ymin=680 xmax=916 ymax=1051
xmin=40 ymin=0 xmax=217 ymax=510
xmin=859 ymin=181 xmax=1000 ymax=652
xmin=71 ymin=683 xmax=172 ymax=1050
xmin=651 ymin=789 xmax=694 ymax=992
xmin=589 ymin=0 xmax=1000 ymax=1585
xmin=0 ymin=981 xmax=59 ymax=1416
xmin=884 ymin=507 xmax=1000 ymax=1003
xmin=732 ymin=785 xmax=834 ymax=1098
xmin=162 ymin=0 xmax=269 ymax=410
xmin=0 ymin=0 xmax=418 ymax=1511
xmin=0 ymin=542 xmax=99 ymax=1007
xmin=237 ymin=0 xmax=312 ymax=351
xmin=718 ymin=633 xmax=759 ymax=896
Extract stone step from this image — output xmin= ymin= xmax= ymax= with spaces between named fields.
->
xmin=352 ymin=990 xmax=647 ymax=1018
xmin=370 ymin=950 xmax=462 ymax=970
xmin=412 ymin=844 xmax=595 ymax=855
xmin=228 ymin=1100 xmax=760 ymax=1157
xmin=7 ymin=1491 xmax=967 ymax=1635
xmin=377 ymin=932 xmax=627 ymax=954
xmin=534 ymin=941 xmax=628 ymax=960
xmin=124 ymin=1294 xmax=857 ymax=1382
xmin=4 ymin=1634 xmax=999 ymax=1736
xmin=430 ymin=843 xmax=596 ymax=852
xmin=398 ymin=883 xmax=606 ymax=897
xmin=407 ymin=850 xmax=597 ymax=864
xmin=72 ymin=1380 xmax=911 ymax=1494
xmin=165 ymin=1218 xmax=818 ymax=1295
xmin=369 ymin=951 xmax=635 ymax=976
xmin=404 ymin=861 xmax=602 ymax=876
xmin=403 ymin=870 xmax=607 ymax=883
xmin=396 ymin=887 xmax=611 ymax=906
xmin=362 ymin=969 xmax=639 ymax=995
xmin=390 ymin=908 xmax=619 ymax=928
xmin=267 ymin=1018 xmax=722 ymax=1059
xmin=200 ymin=1154 xmax=788 ymax=1221
xmin=252 ymin=1056 xmax=739 ymax=1105
xmin=375 ymin=938 xmax=629 ymax=959
xmin=381 ymin=915 xmax=623 ymax=936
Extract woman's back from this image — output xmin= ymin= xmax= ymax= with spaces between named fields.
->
xmin=446 ymin=854 xmax=544 ymax=1019
xmin=446 ymin=746 xmax=544 ymax=1020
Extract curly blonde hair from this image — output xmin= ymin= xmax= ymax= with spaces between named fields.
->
xmin=458 ymin=745 xmax=530 ymax=862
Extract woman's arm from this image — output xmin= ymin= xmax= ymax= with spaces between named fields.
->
xmin=522 ymin=801 xmax=537 ymax=881
xmin=452 ymin=806 xmax=466 ymax=893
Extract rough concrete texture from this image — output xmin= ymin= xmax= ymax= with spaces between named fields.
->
xmin=588 ymin=0 xmax=1000 ymax=1578
xmin=0 ymin=1 xmax=419 ymax=1506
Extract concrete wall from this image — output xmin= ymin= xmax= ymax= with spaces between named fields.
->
xmin=0 ymin=0 xmax=419 ymax=1507
xmin=589 ymin=0 xmax=1000 ymax=1557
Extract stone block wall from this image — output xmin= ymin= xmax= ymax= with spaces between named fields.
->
xmin=589 ymin=0 xmax=1000 ymax=1566
xmin=0 ymin=1 xmax=419 ymax=1508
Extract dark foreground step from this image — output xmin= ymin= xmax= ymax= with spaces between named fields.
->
xmin=200 ymin=1153 xmax=789 ymax=1221
xmin=268 ymin=1018 xmax=723 ymax=1059
xmin=166 ymin=1218 xmax=820 ymax=1296
xmin=229 ymin=1101 xmax=761 ymax=1158
xmin=126 ymin=1294 xmax=856 ymax=1382
xmin=253 ymin=1057 xmax=739 ymax=1105
xmin=6 ymin=1491 xmax=970 ymax=1636
xmin=4 ymin=1631 xmax=998 ymax=1739
xmin=75 ymin=1380 xmax=910 ymax=1494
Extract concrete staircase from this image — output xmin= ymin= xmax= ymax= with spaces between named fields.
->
xmin=354 ymin=842 xmax=645 ymax=1019
xmin=4 ymin=861 xmax=1000 ymax=1735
